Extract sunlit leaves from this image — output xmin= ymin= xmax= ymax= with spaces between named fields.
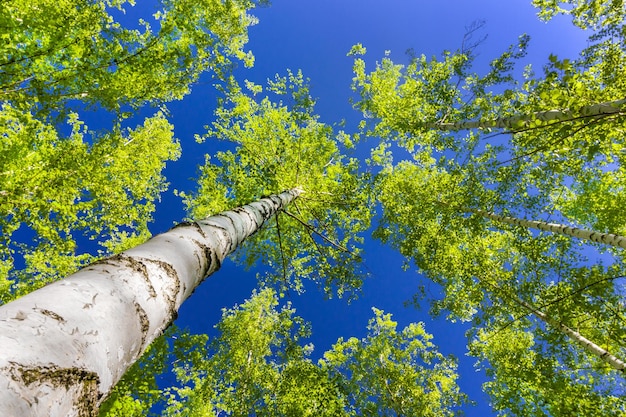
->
xmin=533 ymin=0 xmax=626 ymax=30
xmin=0 ymin=0 xmax=265 ymax=302
xmin=166 ymin=289 xmax=465 ymax=417
xmin=349 ymin=37 xmax=528 ymax=156
xmin=359 ymin=13 xmax=626 ymax=413
xmin=322 ymin=308 xmax=467 ymax=417
xmin=0 ymin=0 xmax=264 ymax=119
xmin=471 ymin=324 xmax=626 ymax=416
xmin=164 ymin=288 xmax=333 ymax=416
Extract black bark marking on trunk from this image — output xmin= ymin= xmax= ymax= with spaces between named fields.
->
xmin=139 ymin=258 xmax=181 ymax=322
xmin=170 ymin=220 xmax=208 ymax=239
xmin=255 ymin=200 xmax=271 ymax=218
xmin=97 ymin=254 xmax=157 ymax=298
xmin=133 ymin=301 xmax=150 ymax=349
xmin=6 ymin=362 xmax=100 ymax=417
xmin=216 ymin=213 xmax=241 ymax=250
xmin=37 ymin=308 xmax=66 ymax=324
xmin=243 ymin=206 xmax=265 ymax=231
xmin=191 ymin=239 xmax=221 ymax=278
xmin=198 ymin=221 xmax=233 ymax=254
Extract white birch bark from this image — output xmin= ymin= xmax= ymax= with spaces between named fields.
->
xmin=0 ymin=188 xmax=301 ymax=417
xmin=428 ymin=98 xmax=626 ymax=131
xmin=472 ymin=209 xmax=626 ymax=249
xmin=513 ymin=297 xmax=626 ymax=373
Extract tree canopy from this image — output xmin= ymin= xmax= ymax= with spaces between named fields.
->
xmin=349 ymin=13 xmax=626 ymax=414
xmin=161 ymin=288 xmax=466 ymax=417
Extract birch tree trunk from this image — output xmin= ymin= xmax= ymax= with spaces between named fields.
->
xmin=427 ymin=98 xmax=626 ymax=131
xmin=0 ymin=188 xmax=301 ymax=417
xmin=471 ymin=208 xmax=626 ymax=249
xmin=511 ymin=296 xmax=626 ymax=373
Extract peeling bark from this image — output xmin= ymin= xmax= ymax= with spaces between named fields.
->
xmin=0 ymin=188 xmax=301 ymax=416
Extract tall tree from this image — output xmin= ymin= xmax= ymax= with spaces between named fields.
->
xmin=99 ymin=72 xmax=375 ymax=414
xmin=467 ymin=208 xmax=626 ymax=249
xmin=420 ymin=98 xmax=625 ymax=132
xmin=470 ymin=323 xmax=625 ymax=416
xmin=351 ymin=32 xmax=626 ymax=409
xmin=374 ymin=160 xmax=626 ymax=415
xmin=349 ymin=36 xmax=626 ymax=232
xmin=0 ymin=189 xmax=299 ymax=416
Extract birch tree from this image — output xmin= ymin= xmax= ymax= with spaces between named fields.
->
xmin=421 ymin=98 xmax=626 ymax=132
xmin=470 ymin=324 xmax=625 ymax=416
xmin=349 ymin=11 xmax=626 ymax=411
xmin=0 ymin=189 xmax=300 ymax=416
xmin=98 ymin=71 xmax=374 ymax=413
xmin=468 ymin=208 xmax=626 ymax=249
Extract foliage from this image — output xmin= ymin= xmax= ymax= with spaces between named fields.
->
xmin=164 ymin=288 xmax=345 ymax=416
xmin=0 ymin=0 xmax=265 ymax=300
xmin=5 ymin=1 xmax=626 ymax=415
xmin=532 ymin=0 xmax=626 ymax=30
xmin=350 ymin=33 xmax=528 ymax=156
xmin=470 ymin=324 xmax=626 ymax=416
xmin=0 ymin=0 xmax=264 ymax=119
xmin=184 ymin=71 xmax=373 ymax=298
xmin=164 ymin=288 xmax=466 ymax=417
xmin=351 ymin=12 xmax=626 ymax=414
xmin=322 ymin=308 xmax=467 ymax=417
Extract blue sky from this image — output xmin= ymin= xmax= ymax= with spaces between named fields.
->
xmin=126 ymin=1 xmax=590 ymax=414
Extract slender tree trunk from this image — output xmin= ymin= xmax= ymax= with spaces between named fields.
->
xmin=471 ymin=208 xmax=626 ymax=249
xmin=0 ymin=188 xmax=301 ymax=417
xmin=427 ymin=98 xmax=626 ymax=131
xmin=511 ymin=296 xmax=626 ymax=373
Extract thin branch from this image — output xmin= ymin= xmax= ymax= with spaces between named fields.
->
xmin=294 ymin=200 xmax=332 ymax=235
xmin=281 ymin=210 xmax=351 ymax=254
xmin=275 ymin=213 xmax=288 ymax=285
